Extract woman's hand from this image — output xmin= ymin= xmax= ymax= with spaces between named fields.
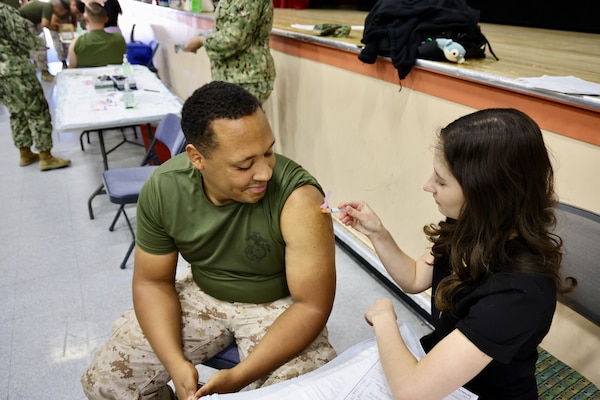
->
xmin=365 ymin=298 xmax=397 ymax=327
xmin=337 ymin=201 xmax=385 ymax=238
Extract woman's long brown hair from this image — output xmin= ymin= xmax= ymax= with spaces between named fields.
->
xmin=425 ymin=108 xmax=575 ymax=313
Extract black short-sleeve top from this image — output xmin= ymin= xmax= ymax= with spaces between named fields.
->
xmin=420 ymin=240 xmax=557 ymax=399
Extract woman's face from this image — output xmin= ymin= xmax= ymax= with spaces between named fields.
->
xmin=70 ymin=0 xmax=80 ymax=15
xmin=423 ymin=150 xmax=465 ymax=220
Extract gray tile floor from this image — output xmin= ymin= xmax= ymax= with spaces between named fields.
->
xmin=0 ymin=60 xmax=431 ymax=400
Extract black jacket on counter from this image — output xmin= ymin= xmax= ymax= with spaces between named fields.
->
xmin=358 ymin=0 xmax=480 ymax=79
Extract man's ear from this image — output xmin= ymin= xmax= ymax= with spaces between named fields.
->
xmin=186 ymin=144 xmax=206 ymax=170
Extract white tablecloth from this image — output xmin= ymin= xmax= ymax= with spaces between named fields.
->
xmin=54 ymin=65 xmax=183 ymax=133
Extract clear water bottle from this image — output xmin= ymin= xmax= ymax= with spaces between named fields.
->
xmin=123 ymin=80 xmax=135 ymax=108
xmin=122 ymin=54 xmax=135 ymax=108
xmin=122 ymin=54 xmax=132 ymax=77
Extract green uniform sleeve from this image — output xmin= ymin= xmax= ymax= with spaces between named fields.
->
xmin=203 ymin=0 xmax=263 ymax=60
xmin=0 ymin=4 xmax=40 ymax=53
xmin=41 ymin=2 xmax=53 ymax=21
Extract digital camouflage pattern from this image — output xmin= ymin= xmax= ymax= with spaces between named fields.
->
xmin=24 ymin=18 xmax=49 ymax=71
xmin=0 ymin=3 xmax=41 ymax=76
xmin=51 ymin=10 xmax=77 ymax=63
xmin=0 ymin=73 xmax=54 ymax=151
xmin=203 ymin=0 xmax=275 ymax=104
xmin=0 ymin=3 xmax=54 ymax=151
xmin=81 ymin=270 xmax=336 ymax=399
xmin=50 ymin=29 xmax=69 ymax=63
xmin=313 ymin=23 xmax=351 ymax=38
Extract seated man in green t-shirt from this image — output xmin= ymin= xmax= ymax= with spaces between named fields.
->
xmin=67 ymin=1 xmax=125 ymax=68
xmin=81 ymin=81 xmax=338 ymax=400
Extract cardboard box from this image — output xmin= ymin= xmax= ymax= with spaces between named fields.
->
xmin=59 ymin=24 xmax=75 ymax=41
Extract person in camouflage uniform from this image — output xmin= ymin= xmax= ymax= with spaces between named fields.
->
xmin=49 ymin=0 xmax=82 ymax=69
xmin=183 ymin=0 xmax=275 ymax=104
xmin=18 ymin=0 xmax=70 ymax=81
xmin=0 ymin=3 xmax=71 ymax=170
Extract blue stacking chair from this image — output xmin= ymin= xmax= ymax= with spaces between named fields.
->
xmin=101 ymin=113 xmax=185 ymax=269
xmin=204 ymin=343 xmax=240 ymax=370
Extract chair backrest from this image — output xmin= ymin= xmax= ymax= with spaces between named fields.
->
xmin=142 ymin=113 xmax=185 ymax=166
xmin=127 ymin=24 xmax=154 ymax=66
xmin=148 ymin=40 xmax=160 ymax=73
xmin=554 ymin=203 xmax=600 ymax=327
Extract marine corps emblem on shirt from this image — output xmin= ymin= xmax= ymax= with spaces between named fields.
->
xmin=245 ymin=232 xmax=271 ymax=262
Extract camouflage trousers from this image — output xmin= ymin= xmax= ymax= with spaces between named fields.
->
xmin=49 ymin=30 xmax=69 ymax=62
xmin=25 ymin=20 xmax=48 ymax=71
xmin=81 ymin=270 xmax=337 ymax=400
xmin=0 ymin=73 xmax=53 ymax=151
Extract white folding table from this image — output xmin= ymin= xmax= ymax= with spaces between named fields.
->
xmin=54 ymin=64 xmax=183 ymax=218
xmin=55 ymin=64 xmax=182 ymax=169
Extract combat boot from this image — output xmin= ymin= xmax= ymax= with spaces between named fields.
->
xmin=41 ymin=70 xmax=54 ymax=82
xmin=19 ymin=147 xmax=40 ymax=166
xmin=39 ymin=150 xmax=71 ymax=171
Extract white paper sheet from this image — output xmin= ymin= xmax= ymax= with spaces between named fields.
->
xmin=515 ymin=75 xmax=600 ymax=95
xmin=337 ymin=323 xmax=477 ymax=400
xmin=204 ymin=323 xmax=478 ymax=400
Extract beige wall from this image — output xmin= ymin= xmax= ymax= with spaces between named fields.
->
xmin=119 ymin=1 xmax=600 ymax=385
xmin=265 ymin=54 xmax=600 ymax=385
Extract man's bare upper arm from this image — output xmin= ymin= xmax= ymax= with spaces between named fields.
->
xmin=133 ymin=245 xmax=179 ymax=286
xmin=41 ymin=17 xmax=51 ymax=29
xmin=67 ymin=38 xmax=77 ymax=68
xmin=280 ymin=185 xmax=336 ymax=311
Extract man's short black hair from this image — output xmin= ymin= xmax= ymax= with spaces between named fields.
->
xmin=181 ymin=81 xmax=262 ymax=157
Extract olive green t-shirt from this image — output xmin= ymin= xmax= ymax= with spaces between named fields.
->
xmin=74 ymin=30 xmax=126 ymax=67
xmin=136 ymin=153 xmax=323 ymax=304
xmin=19 ymin=0 xmax=52 ymax=25
xmin=2 ymin=0 xmax=21 ymax=10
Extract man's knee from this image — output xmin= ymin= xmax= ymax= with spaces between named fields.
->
xmin=80 ymin=359 xmax=121 ymax=400
xmin=81 ymin=312 xmax=171 ymax=399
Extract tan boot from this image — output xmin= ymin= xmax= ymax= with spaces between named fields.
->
xmin=41 ymin=70 xmax=54 ymax=82
xmin=39 ymin=150 xmax=71 ymax=171
xmin=19 ymin=147 xmax=40 ymax=167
